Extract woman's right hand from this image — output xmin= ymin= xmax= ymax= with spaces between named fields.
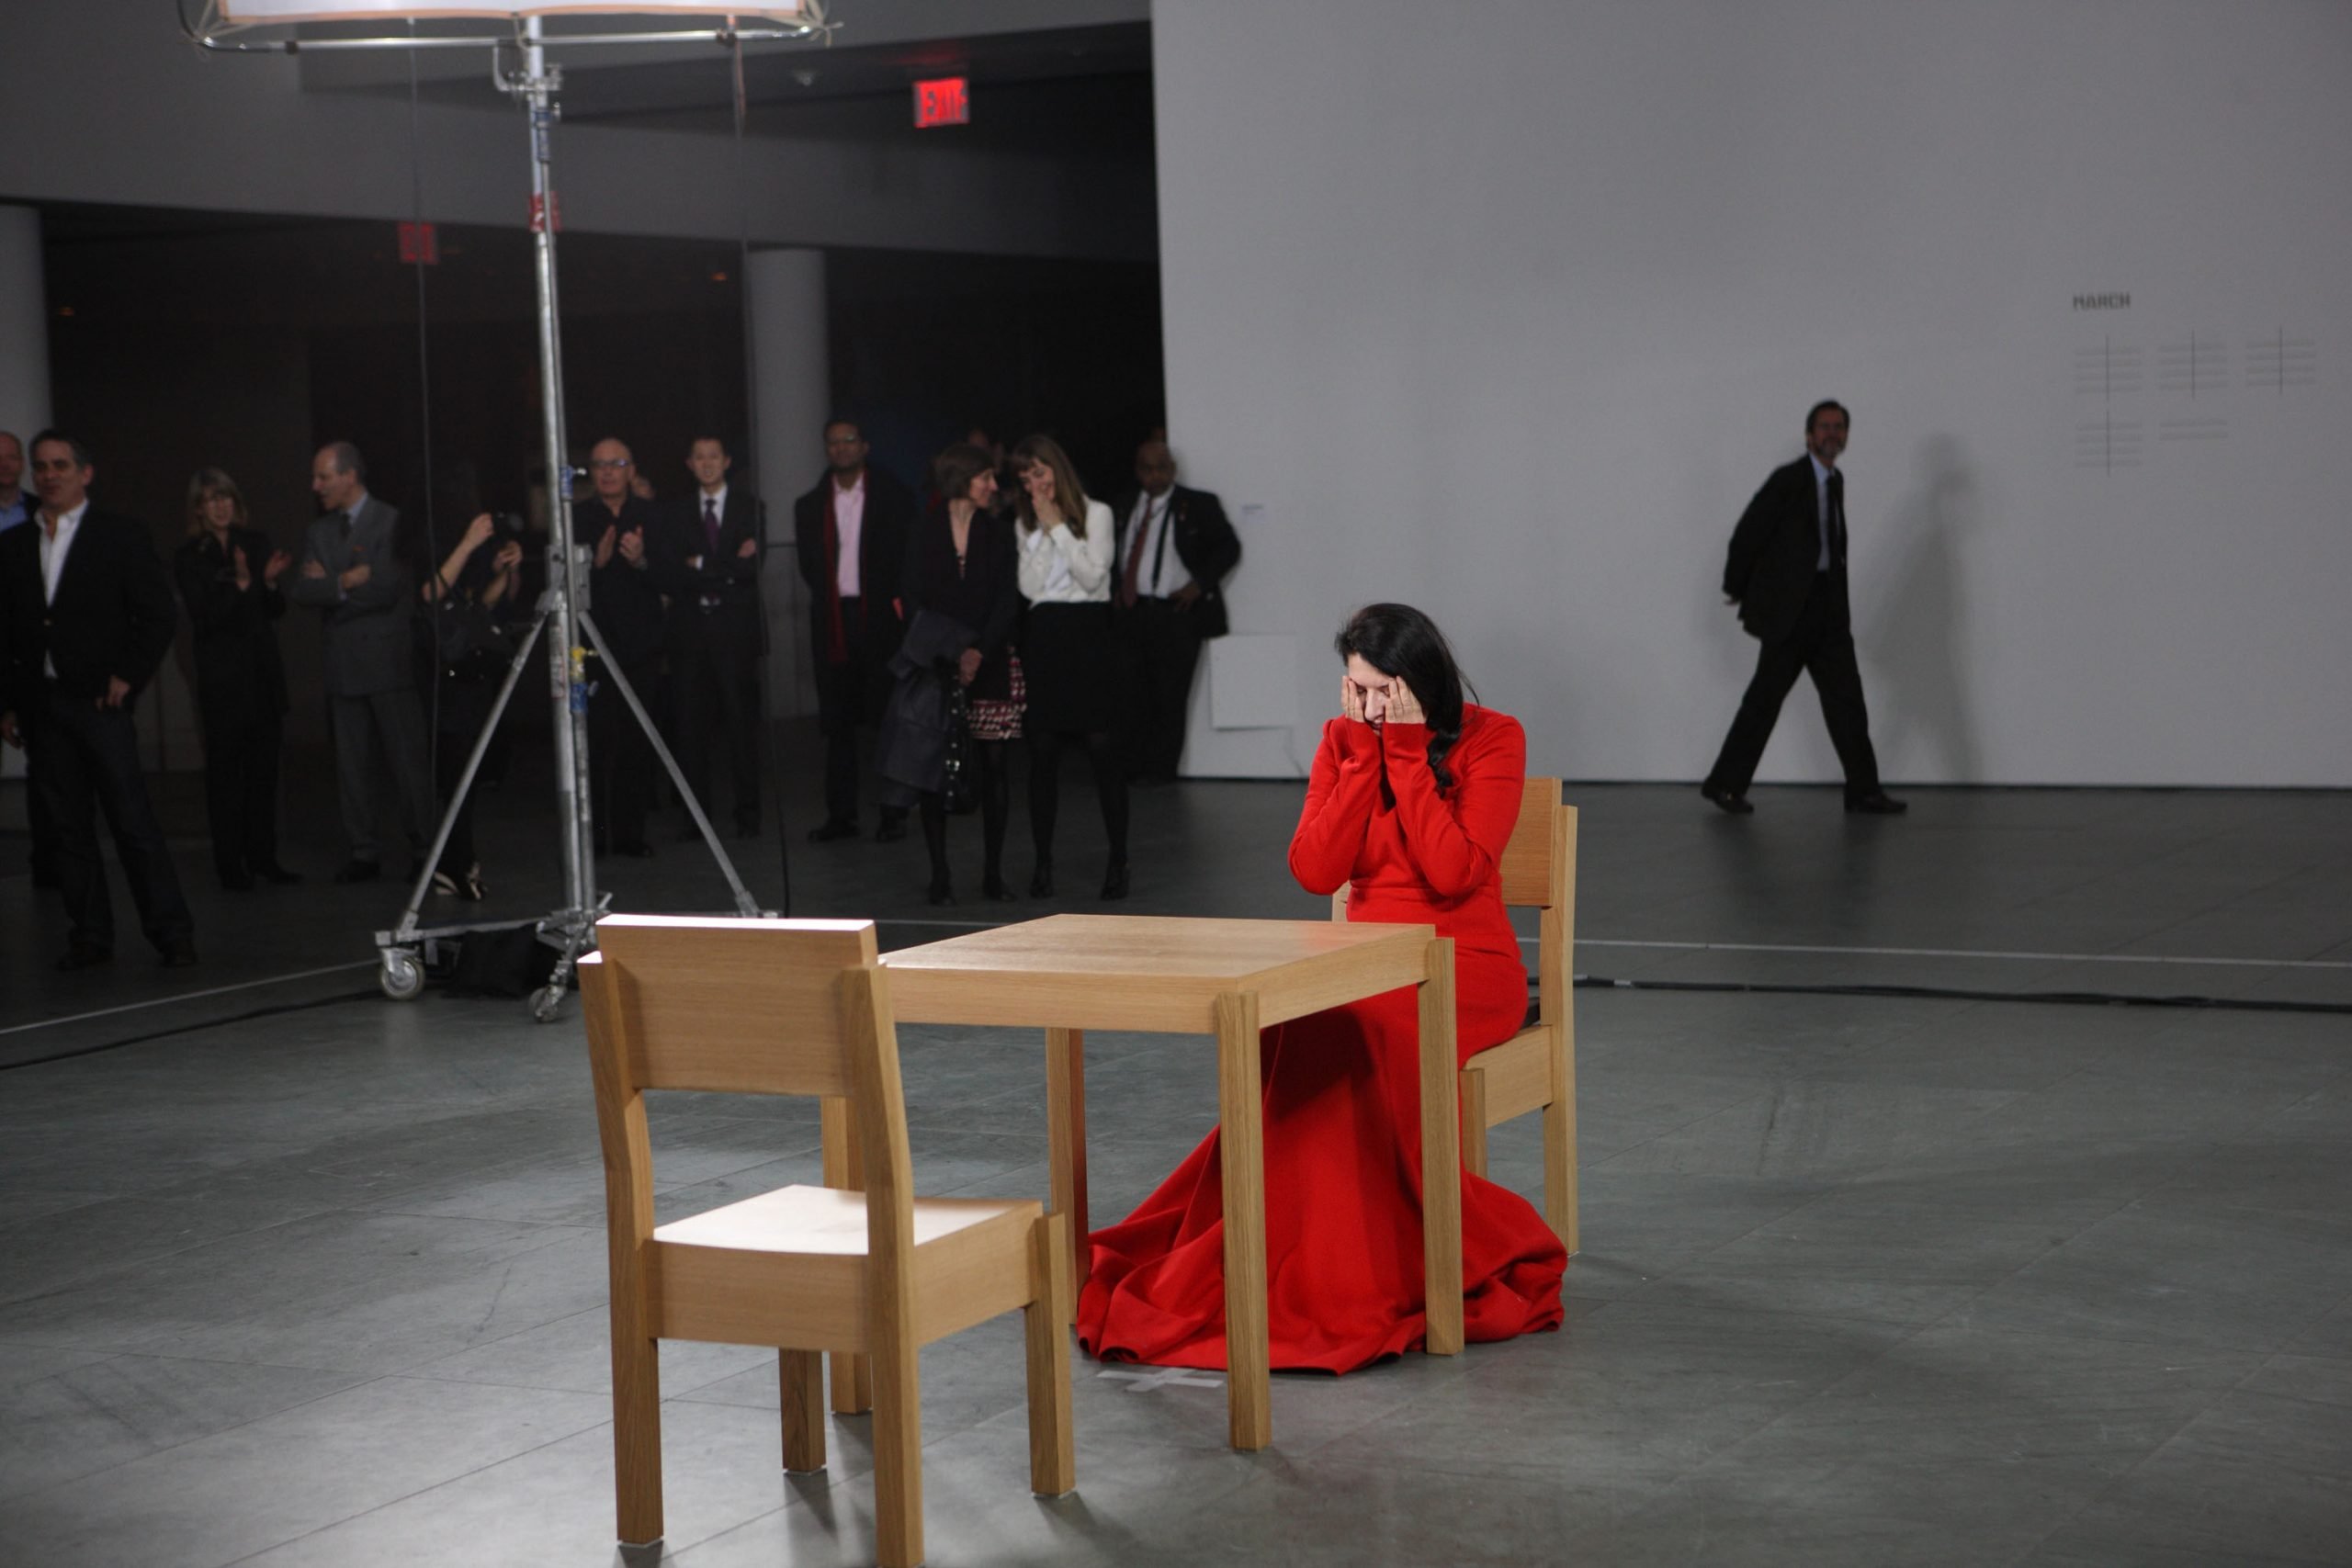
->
xmin=461 ymin=512 xmax=496 ymax=551
xmin=958 ymin=647 xmax=983 ymax=685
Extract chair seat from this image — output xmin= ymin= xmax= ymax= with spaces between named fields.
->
xmin=657 ymin=1183 xmax=1036 ymax=1256
xmin=652 ymin=1184 xmax=1046 ymax=1351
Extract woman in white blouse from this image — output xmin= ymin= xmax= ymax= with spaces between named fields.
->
xmin=1012 ymin=434 xmax=1130 ymax=899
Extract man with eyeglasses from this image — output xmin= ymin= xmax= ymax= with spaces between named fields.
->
xmin=583 ymin=438 xmax=664 ymax=858
xmin=793 ymin=417 xmax=915 ymax=843
xmin=0 ymin=430 xmax=198 ymax=969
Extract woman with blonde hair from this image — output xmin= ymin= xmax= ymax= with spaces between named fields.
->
xmin=173 ymin=468 xmax=297 ymax=889
xmin=1011 ymin=434 xmax=1129 ymax=899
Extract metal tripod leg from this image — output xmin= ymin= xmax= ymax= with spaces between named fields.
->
xmin=578 ymin=610 xmax=765 ymax=918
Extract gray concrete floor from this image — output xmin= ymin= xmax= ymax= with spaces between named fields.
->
xmin=3 ymin=731 xmax=2349 ymax=1566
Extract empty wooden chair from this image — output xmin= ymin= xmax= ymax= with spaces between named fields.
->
xmin=1336 ymin=778 xmax=1578 ymax=1253
xmin=581 ymin=914 xmax=1074 ymax=1568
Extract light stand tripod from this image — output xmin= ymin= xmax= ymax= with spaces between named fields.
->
xmin=190 ymin=2 xmax=829 ymax=1019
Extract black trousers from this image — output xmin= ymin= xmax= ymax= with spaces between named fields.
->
xmin=198 ymin=705 xmax=282 ymax=882
xmin=810 ymin=597 xmax=899 ymax=826
xmin=330 ymin=687 xmax=435 ymax=863
xmin=1028 ymin=727 xmax=1129 ymax=870
xmin=588 ymin=656 xmax=658 ymax=852
xmin=28 ymin=682 xmax=194 ymax=955
xmin=673 ymin=615 xmax=763 ymax=831
xmin=1706 ymin=571 xmax=1882 ymax=798
xmin=1116 ymin=597 xmax=1208 ymax=780
xmin=434 ymin=680 xmax=503 ymax=875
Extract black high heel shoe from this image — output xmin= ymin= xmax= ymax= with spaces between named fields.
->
xmin=927 ymin=873 xmax=956 ymax=907
xmin=1028 ymin=859 xmax=1055 ymax=898
xmin=1100 ymin=862 xmax=1130 ymax=901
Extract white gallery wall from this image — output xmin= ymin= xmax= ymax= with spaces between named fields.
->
xmin=1154 ymin=0 xmax=2352 ymax=785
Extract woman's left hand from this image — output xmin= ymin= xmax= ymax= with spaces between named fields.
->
xmin=1385 ymin=682 xmax=1427 ymax=726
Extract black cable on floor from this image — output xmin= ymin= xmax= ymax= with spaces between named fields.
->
xmin=0 ymin=990 xmax=383 ymax=1074
xmin=1571 ymin=974 xmax=2352 ymax=1018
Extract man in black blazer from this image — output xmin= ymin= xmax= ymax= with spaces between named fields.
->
xmin=1702 ymin=401 xmax=1905 ymax=816
xmin=0 ymin=431 xmax=197 ymax=968
xmin=288 ymin=441 xmax=437 ymax=880
xmin=792 ymin=418 xmax=914 ymax=841
xmin=1111 ymin=439 xmax=1240 ymax=782
xmin=582 ymin=437 xmax=666 ymax=858
xmin=655 ymin=435 xmax=767 ymax=839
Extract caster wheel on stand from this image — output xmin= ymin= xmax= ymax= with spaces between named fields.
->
xmin=379 ymin=946 xmax=424 ymax=1001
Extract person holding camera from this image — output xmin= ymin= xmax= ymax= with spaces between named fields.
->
xmin=420 ymin=511 xmax=522 ymax=899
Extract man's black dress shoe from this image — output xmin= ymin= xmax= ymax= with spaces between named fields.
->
xmin=927 ymin=874 xmax=956 ymax=907
xmin=56 ymin=945 xmax=112 ymax=973
xmin=253 ymin=863 xmax=303 ymax=886
xmin=333 ymin=858 xmax=382 ymax=885
xmin=160 ymin=940 xmax=199 ymax=968
xmin=1028 ymin=861 xmax=1055 ymax=898
xmin=1700 ymin=783 xmax=1755 ymax=816
xmin=980 ymin=873 xmax=1017 ymax=903
xmin=875 ymin=813 xmax=909 ymax=843
xmin=1100 ymin=863 xmax=1130 ymax=901
xmin=1846 ymin=790 xmax=1909 ymax=815
xmin=807 ymin=818 xmax=858 ymax=843
xmin=220 ymin=871 xmax=256 ymax=892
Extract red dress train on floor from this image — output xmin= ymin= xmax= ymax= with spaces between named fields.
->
xmin=1076 ymin=705 xmax=1566 ymax=1372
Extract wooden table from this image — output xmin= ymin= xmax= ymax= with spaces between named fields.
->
xmin=875 ymin=913 xmax=1462 ymax=1451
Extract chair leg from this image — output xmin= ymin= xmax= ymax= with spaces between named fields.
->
xmin=1544 ymin=1084 xmax=1577 ymax=1256
xmin=780 ymin=1349 xmax=826 ymax=1473
xmin=829 ymin=1349 xmax=873 ymax=1415
xmin=870 ymin=1325 xmax=924 ymax=1568
xmin=1458 ymin=1065 xmax=1489 ymax=1179
xmin=1024 ymin=1213 xmax=1076 ymax=1496
xmin=610 ymin=1330 xmax=663 ymax=1547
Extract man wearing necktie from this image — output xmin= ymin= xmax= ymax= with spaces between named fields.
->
xmin=1702 ymin=400 xmax=1905 ymax=816
xmin=1110 ymin=438 xmax=1240 ymax=784
xmin=288 ymin=441 xmax=438 ymax=878
xmin=654 ymin=435 xmax=767 ymax=840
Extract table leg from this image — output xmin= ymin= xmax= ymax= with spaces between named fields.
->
xmin=820 ymin=1095 xmax=873 ymax=1412
xmin=1419 ymin=938 xmax=1464 ymax=1356
xmin=1215 ymin=988 xmax=1272 ymax=1450
xmin=1045 ymin=1026 xmax=1090 ymax=1323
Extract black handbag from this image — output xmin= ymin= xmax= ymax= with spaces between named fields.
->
xmin=940 ymin=678 xmax=978 ymax=816
xmin=435 ymin=594 xmax=510 ymax=684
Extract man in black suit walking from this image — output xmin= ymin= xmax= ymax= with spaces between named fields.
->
xmin=0 ymin=431 xmax=198 ymax=968
xmin=1111 ymin=439 xmax=1240 ymax=783
xmin=792 ymin=418 xmax=914 ymax=842
xmin=1702 ymin=400 xmax=1905 ymax=816
xmin=656 ymin=434 xmax=766 ymax=840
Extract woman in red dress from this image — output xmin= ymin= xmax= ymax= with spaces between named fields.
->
xmin=1078 ymin=604 xmax=1566 ymax=1372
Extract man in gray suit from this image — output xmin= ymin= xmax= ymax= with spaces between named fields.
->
xmin=288 ymin=442 xmax=435 ymax=883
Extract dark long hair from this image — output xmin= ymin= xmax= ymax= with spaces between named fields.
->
xmin=1335 ymin=603 xmax=1475 ymax=792
xmin=1010 ymin=434 xmax=1093 ymax=537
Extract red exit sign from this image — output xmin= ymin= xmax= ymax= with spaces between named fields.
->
xmin=913 ymin=76 xmax=968 ymax=129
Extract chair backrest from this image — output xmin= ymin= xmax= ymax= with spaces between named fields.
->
xmin=1498 ymin=777 xmax=1568 ymax=911
xmin=587 ymin=915 xmax=882 ymax=1097
xmin=580 ymin=915 xmax=918 ymax=1265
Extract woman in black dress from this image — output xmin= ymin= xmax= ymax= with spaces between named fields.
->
xmin=174 ymin=468 xmax=297 ymax=890
xmin=419 ymin=512 xmax=524 ymax=901
xmin=902 ymin=443 xmax=1023 ymax=904
xmin=1012 ymin=434 xmax=1128 ymax=899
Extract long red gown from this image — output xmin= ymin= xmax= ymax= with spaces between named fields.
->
xmin=1076 ymin=705 xmax=1567 ymax=1372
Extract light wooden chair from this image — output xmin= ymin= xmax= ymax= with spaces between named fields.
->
xmin=1334 ymin=777 xmax=1579 ymax=1254
xmin=580 ymin=914 xmax=1074 ymax=1568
